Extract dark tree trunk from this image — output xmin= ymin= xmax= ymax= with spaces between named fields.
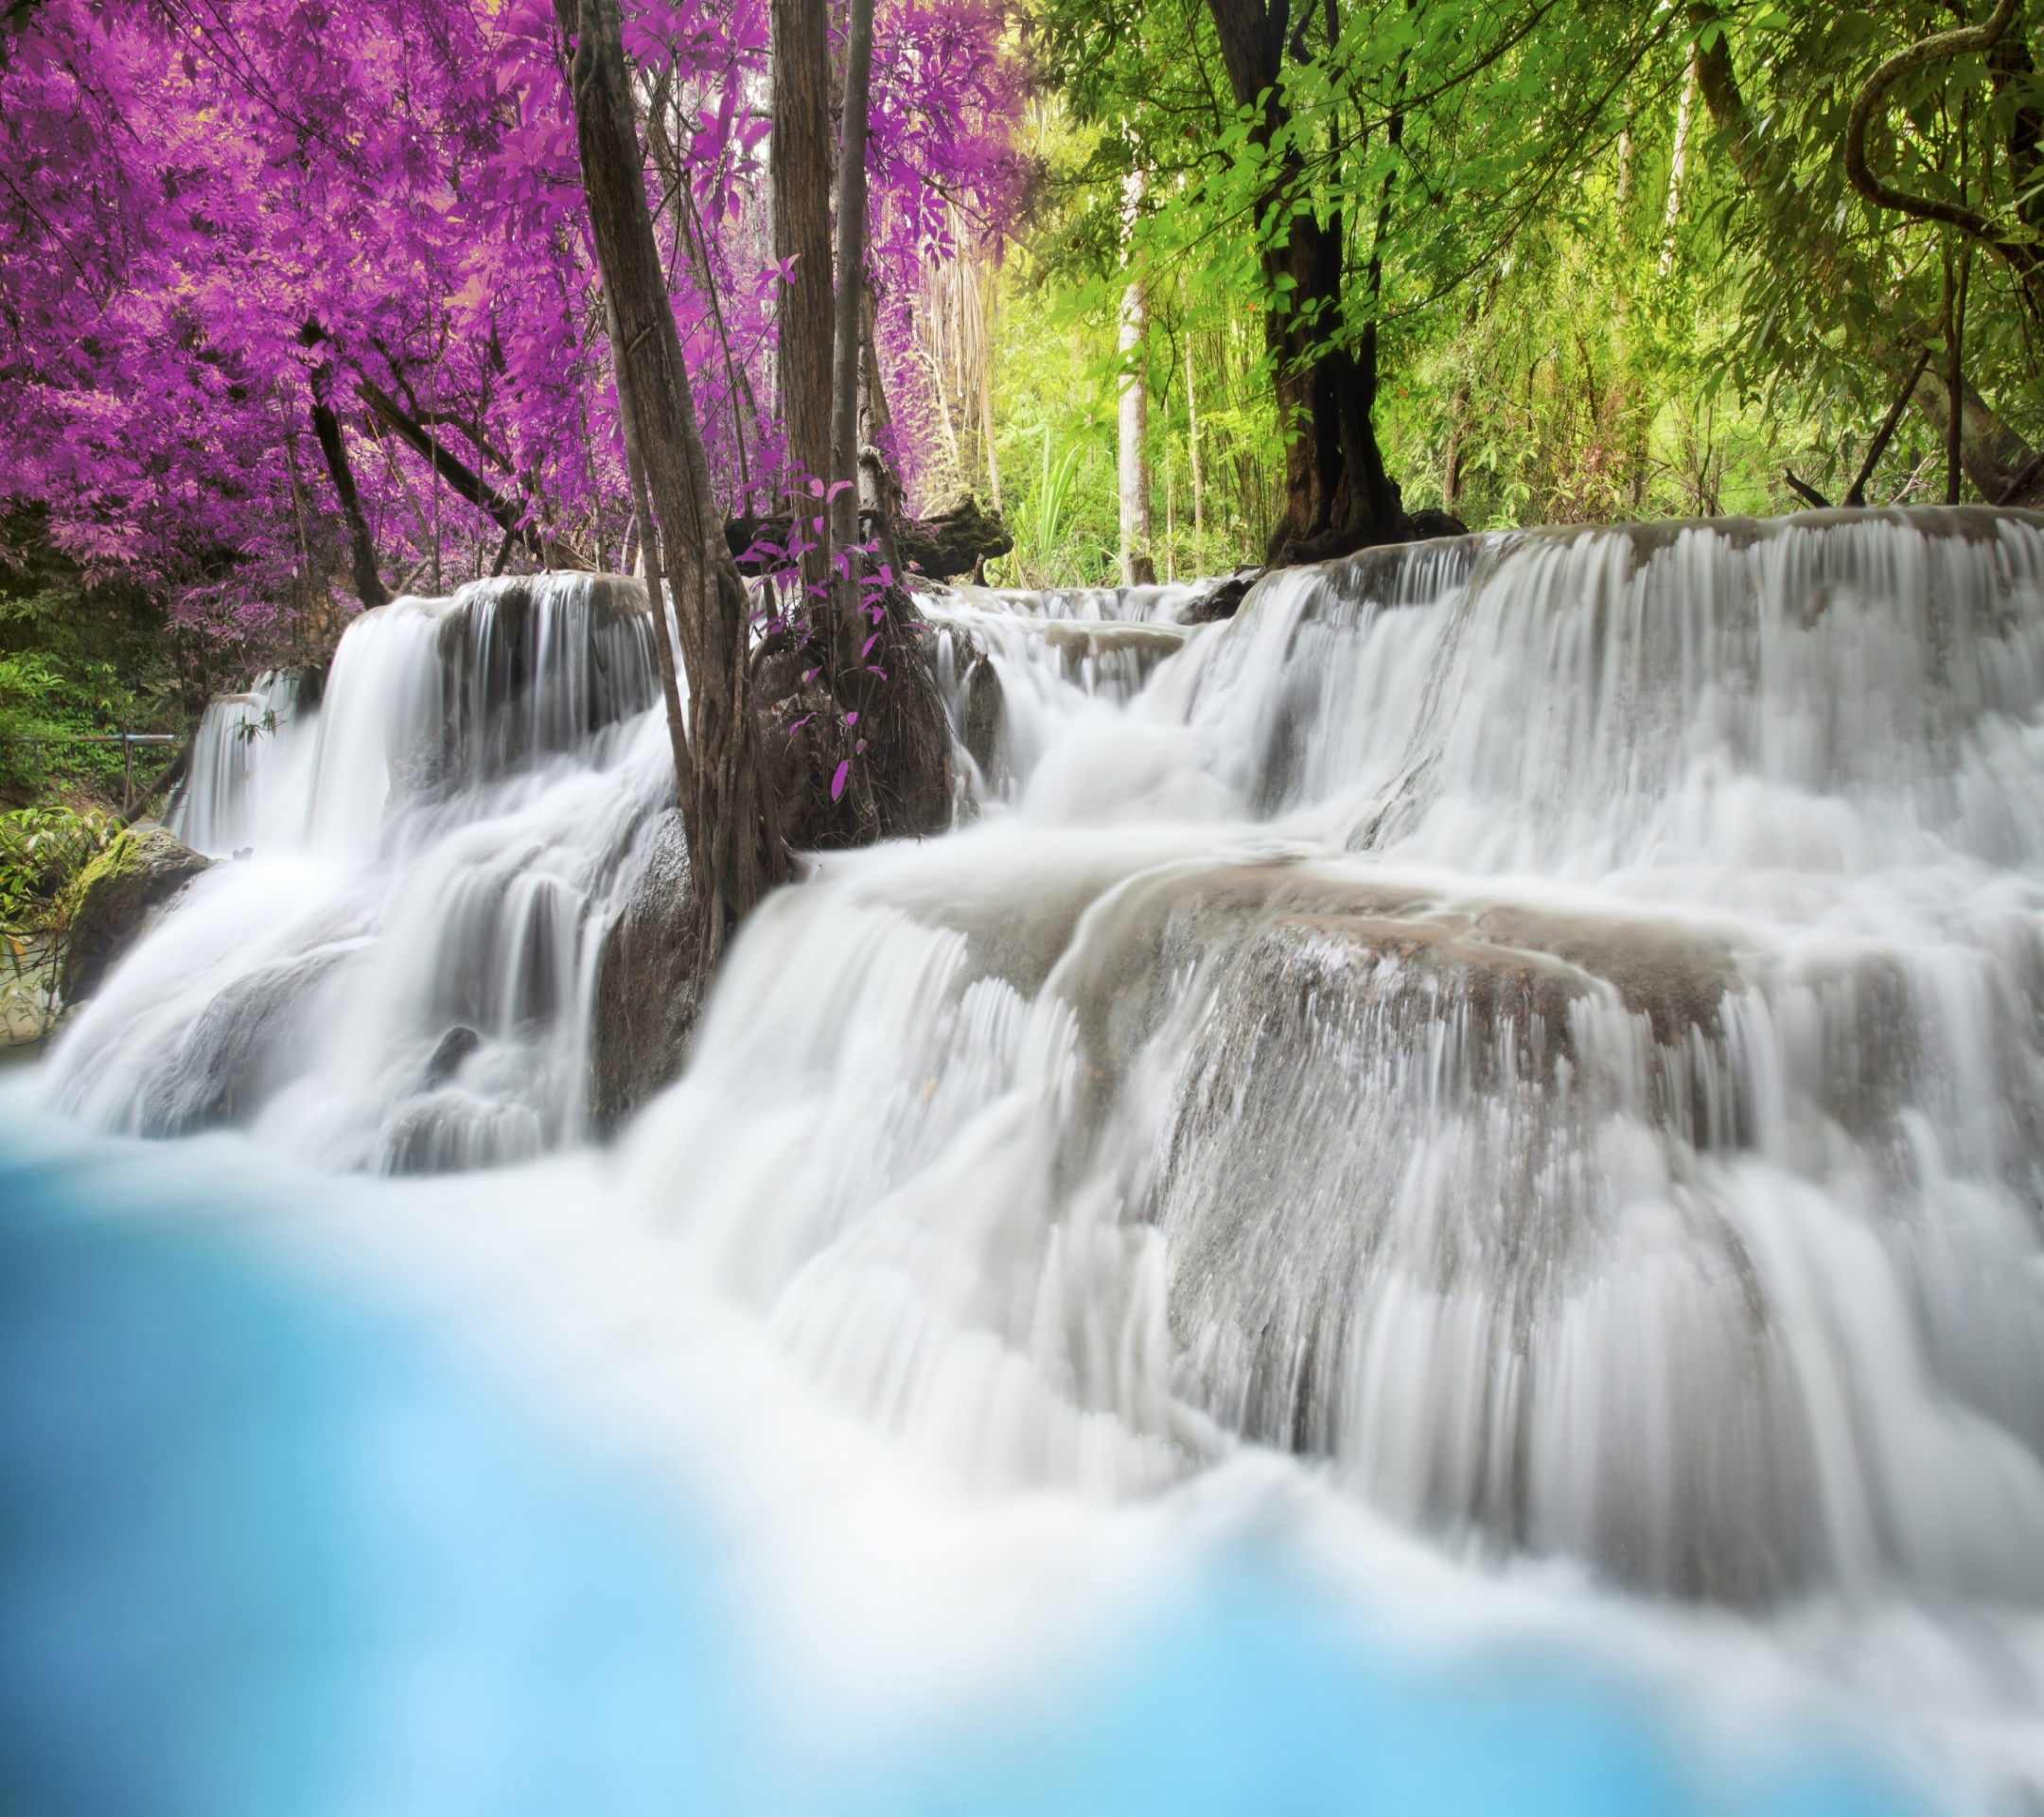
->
xmin=1205 ymin=0 xmax=1405 ymax=566
xmin=307 ymin=399 xmax=389 ymax=608
xmin=299 ymin=332 xmax=389 ymax=609
xmin=298 ymin=323 xmax=388 ymax=605
xmin=555 ymin=0 xmax=784 ymax=957
xmin=827 ymin=0 xmax=877 ymax=628
xmin=770 ymin=0 xmax=836 ymax=505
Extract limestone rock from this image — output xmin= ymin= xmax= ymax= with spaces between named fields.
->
xmin=586 ymin=810 xmax=704 ymax=1134
xmin=60 ymin=826 xmax=211 ymax=1003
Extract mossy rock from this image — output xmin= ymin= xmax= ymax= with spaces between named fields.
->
xmin=60 ymin=826 xmax=211 ymax=1004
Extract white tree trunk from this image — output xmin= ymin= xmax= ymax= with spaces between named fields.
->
xmin=1118 ymin=171 xmax=1153 ymax=586
xmin=1659 ymin=52 xmax=1698 ymax=277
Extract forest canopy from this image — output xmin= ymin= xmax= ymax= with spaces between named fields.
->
xmin=3 ymin=0 xmax=2043 ymax=704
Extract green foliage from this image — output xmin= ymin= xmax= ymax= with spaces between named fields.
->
xmin=0 ymin=803 xmax=117 ymax=941
xmin=994 ymin=0 xmax=2044 ymax=552
xmin=0 ymin=516 xmax=190 ymax=806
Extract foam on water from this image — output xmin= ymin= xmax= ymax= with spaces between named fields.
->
xmin=32 ymin=508 xmax=2044 ymax=1808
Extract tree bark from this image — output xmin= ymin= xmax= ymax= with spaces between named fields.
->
xmin=1183 ymin=275 xmax=1205 ymax=574
xmin=1909 ymin=361 xmax=2039 ymax=502
xmin=828 ymin=0 xmax=877 ymax=626
xmin=299 ymin=338 xmax=389 ymax=609
xmin=1205 ymin=0 xmax=1405 ymax=565
xmin=1946 ymin=241 xmax=1971 ymax=503
xmin=1118 ymin=168 xmax=1154 ymax=587
xmin=857 ymin=283 xmax=907 ymax=585
xmin=555 ymin=0 xmax=782 ymax=956
xmin=770 ymin=0 xmax=836 ymax=515
xmin=1659 ymin=48 xmax=1699 ymax=276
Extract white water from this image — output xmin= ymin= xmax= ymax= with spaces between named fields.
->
xmin=165 ymin=666 xmax=317 ymax=856
xmin=71 ymin=573 xmax=666 ymax=1168
xmin=40 ymin=508 xmax=2044 ymax=1805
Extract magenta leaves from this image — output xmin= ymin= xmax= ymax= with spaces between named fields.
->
xmin=0 ymin=0 xmax=1028 ymax=662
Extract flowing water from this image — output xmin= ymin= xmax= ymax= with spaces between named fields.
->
xmin=17 ymin=507 xmax=2044 ymax=1812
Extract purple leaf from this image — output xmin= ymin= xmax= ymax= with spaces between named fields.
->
xmin=830 ymin=759 xmax=849 ymax=801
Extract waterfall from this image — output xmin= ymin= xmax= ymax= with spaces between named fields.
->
xmin=42 ymin=511 xmax=2044 ymax=1626
xmin=54 ymin=573 xmax=668 ymax=1171
xmin=165 ymin=666 xmax=317 ymax=856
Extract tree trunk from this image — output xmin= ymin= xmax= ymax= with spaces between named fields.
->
xmin=857 ymin=283 xmax=907 ymax=585
xmin=828 ymin=0 xmax=877 ymax=632
xmin=555 ymin=0 xmax=782 ymax=957
xmin=1205 ymin=0 xmax=1404 ymax=566
xmin=1909 ymin=360 xmax=2039 ymax=502
xmin=303 ymin=369 xmax=388 ymax=609
xmin=1118 ymin=171 xmax=1154 ymax=588
xmin=770 ymin=0 xmax=835 ymax=521
xmin=1659 ymin=48 xmax=1699 ymax=276
xmin=1185 ymin=281 xmax=1205 ymax=575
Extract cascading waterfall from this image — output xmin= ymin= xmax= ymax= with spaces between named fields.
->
xmin=166 ymin=665 xmax=317 ymax=856
xmin=38 ymin=508 xmax=2044 ymax=1790
xmin=55 ymin=572 xmax=668 ymax=1172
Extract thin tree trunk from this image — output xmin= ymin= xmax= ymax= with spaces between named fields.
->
xmin=307 ymin=388 xmax=389 ymax=608
xmin=1118 ymin=168 xmax=1154 ymax=587
xmin=858 ymin=284 xmax=907 ymax=585
xmin=1660 ymin=48 xmax=1699 ymax=277
xmin=1118 ymin=273 xmax=1154 ymax=585
xmin=978 ymin=274 xmax=1002 ymax=516
xmin=1185 ymin=296 xmax=1204 ymax=576
xmin=556 ymin=0 xmax=783 ymax=954
xmin=619 ymin=410 xmax=697 ymax=824
xmin=828 ymin=0 xmax=877 ymax=627
xmin=1947 ymin=239 xmax=1972 ymax=503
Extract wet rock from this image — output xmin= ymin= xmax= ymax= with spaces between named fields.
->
xmin=1407 ymin=507 xmax=1471 ymax=539
xmin=586 ymin=809 xmax=705 ymax=1134
xmin=60 ymin=826 xmax=212 ymax=1003
xmin=1184 ymin=567 xmax=1261 ymax=623
xmin=1029 ymin=621 xmax=1190 ymax=660
xmin=377 ymin=1095 xmax=542 ymax=1174
xmin=423 ymin=1024 xmax=482 ymax=1088
xmin=963 ymin=645 xmax=1003 ymax=775
xmin=136 ymin=946 xmax=349 ymax=1134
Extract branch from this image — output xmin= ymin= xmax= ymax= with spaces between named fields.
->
xmin=1845 ymin=0 xmax=2034 ymax=274
xmin=1844 ymin=344 xmax=1933 ymax=505
xmin=1783 ymin=467 xmax=1834 ymax=510
xmin=357 ymin=377 xmax=590 ymax=569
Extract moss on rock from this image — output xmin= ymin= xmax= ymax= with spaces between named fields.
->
xmin=60 ymin=825 xmax=211 ymax=1003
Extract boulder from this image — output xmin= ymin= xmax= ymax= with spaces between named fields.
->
xmin=60 ymin=826 xmax=212 ymax=1003
xmin=1185 ymin=567 xmax=1262 ymax=623
xmin=586 ymin=810 xmax=705 ymax=1134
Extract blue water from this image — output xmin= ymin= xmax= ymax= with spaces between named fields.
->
xmin=0 ymin=1115 xmax=1932 ymax=1817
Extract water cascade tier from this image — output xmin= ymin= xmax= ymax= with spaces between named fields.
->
xmin=64 ymin=573 xmax=668 ymax=1171
xmin=46 ymin=509 xmax=2044 ymax=1622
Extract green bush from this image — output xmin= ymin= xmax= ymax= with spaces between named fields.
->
xmin=0 ymin=803 xmax=118 ymax=942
